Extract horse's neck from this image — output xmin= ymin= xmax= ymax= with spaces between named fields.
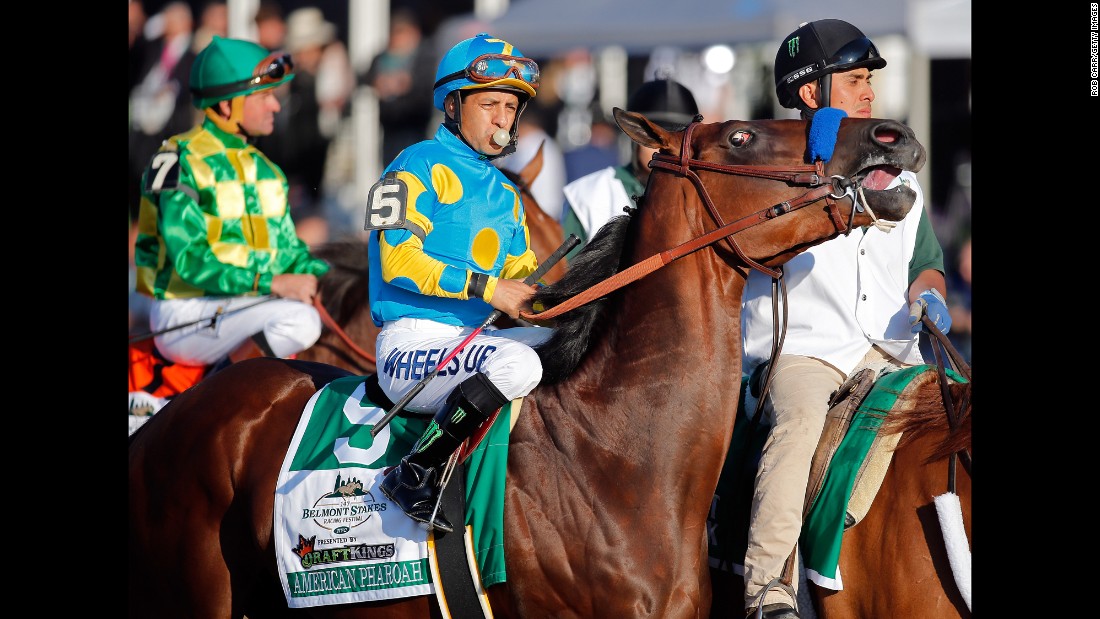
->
xmin=508 ymin=247 xmax=749 ymax=588
xmin=536 ymin=246 xmax=748 ymax=476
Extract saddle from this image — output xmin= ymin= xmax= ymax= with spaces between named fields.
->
xmin=709 ymin=366 xmax=907 ymax=582
xmin=273 ymin=373 xmax=514 ymax=618
xmin=805 ymin=367 xmax=900 ymax=529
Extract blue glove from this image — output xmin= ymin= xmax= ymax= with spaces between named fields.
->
xmin=908 ymin=289 xmax=951 ymax=334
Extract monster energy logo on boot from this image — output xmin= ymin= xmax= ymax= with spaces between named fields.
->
xmin=412 ymin=409 xmax=469 ymax=454
xmin=788 ymin=37 xmax=799 ymax=57
xmin=412 ymin=421 xmax=443 ymax=454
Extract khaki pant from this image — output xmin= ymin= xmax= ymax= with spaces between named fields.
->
xmin=743 ymin=346 xmax=901 ymax=610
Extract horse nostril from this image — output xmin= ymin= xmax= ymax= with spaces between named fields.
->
xmin=874 ymin=127 xmax=900 ymax=144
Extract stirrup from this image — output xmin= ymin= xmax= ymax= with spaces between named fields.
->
xmin=379 ymin=460 xmax=454 ymax=533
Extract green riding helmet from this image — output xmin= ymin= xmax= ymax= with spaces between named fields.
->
xmin=190 ymin=35 xmax=295 ymax=110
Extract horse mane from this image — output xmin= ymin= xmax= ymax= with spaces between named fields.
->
xmin=530 ymin=215 xmax=634 ymax=383
xmin=877 ymin=378 xmax=972 ymax=463
xmin=311 ymin=240 xmax=371 ymax=325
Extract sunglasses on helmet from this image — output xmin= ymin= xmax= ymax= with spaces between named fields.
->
xmin=434 ymin=54 xmax=540 ymax=90
xmin=193 ymin=53 xmax=295 ymax=99
xmin=822 ymin=37 xmax=880 ymax=70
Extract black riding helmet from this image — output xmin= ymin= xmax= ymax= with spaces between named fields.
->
xmin=774 ymin=19 xmax=886 ymax=111
xmin=627 ymin=79 xmax=700 ymax=131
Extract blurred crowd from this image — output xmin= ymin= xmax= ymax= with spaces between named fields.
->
xmin=128 ymin=0 xmax=970 ymax=363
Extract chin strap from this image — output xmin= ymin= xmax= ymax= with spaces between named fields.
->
xmin=204 ymin=96 xmax=247 ymax=135
xmin=818 ymin=73 xmax=832 ymax=108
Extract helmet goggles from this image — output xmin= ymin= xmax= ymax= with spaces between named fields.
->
xmin=434 ymin=54 xmax=540 ymax=91
xmin=823 ymin=37 xmax=880 ymax=71
xmin=193 ymin=53 xmax=294 ymax=99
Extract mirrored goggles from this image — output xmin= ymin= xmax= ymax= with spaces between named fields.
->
xmin=435 ymin=54 xmax=540 ymax=89
xmin=194 ymin=53 xmax=295 ymax=99
xmin=822 ymin=37 xmax=880 ymax=70
xmin=250 ymin=53 xmax=295 ymax=84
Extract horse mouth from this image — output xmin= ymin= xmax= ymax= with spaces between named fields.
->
xmin=852 ymin=164 xmax=916 ymax=220
xmin=858 ymin=165 xmax=901 ymax=191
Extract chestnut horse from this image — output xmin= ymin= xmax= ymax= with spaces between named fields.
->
xmin=813 ymin=367 xmax=971 ymax=619
xmin=707 ymin=362 xmax=972 ymax=619
xmin=128 ymin=109 xmax=926 ymax=618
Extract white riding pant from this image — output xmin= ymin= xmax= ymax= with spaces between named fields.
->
xmin=375 ymin=317 xmax=553 ymax=414
xmin=744 ymin=345 xmax=902 ymax=610
xmin=150 ymin=296 xmax=322 ymax=366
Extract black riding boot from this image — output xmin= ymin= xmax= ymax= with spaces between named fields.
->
xmin=380 ymin=372 xmax=508 ymax=533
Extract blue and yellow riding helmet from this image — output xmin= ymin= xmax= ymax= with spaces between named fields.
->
xmin=433 ymin=33 xmax=539 ymax=154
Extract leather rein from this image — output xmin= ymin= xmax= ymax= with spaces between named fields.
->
xmin=520 ymin=118 xmax=860 ymax=322
xmin=922 ymin=315 xmax=973 ymax=486
xmin=312 ymin=294 xmax=376 ymax=365
xmin=318 ymin=118 xmax=861 ymax=368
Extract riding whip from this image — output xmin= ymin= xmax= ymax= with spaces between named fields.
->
xmin=128 ymin=295 xmax=279 ymax=343
xmin=371 ymin=234 xmax=580 ymax=437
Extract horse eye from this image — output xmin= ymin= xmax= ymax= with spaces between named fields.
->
xmin=730 ymin=130 xmax=752 ymax=147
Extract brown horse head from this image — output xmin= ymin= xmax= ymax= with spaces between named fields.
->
xmin=613 ymin=109 xmax=926 ymax=269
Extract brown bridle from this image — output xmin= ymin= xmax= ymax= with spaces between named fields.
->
xmin=520 ymin=118 xmax=859 ymax=321
xmin=648 ymin=118 xmax=858 ymax=279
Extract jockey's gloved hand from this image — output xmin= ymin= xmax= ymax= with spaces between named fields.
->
xmin=908 ymin=289 xmax=951 ymax=334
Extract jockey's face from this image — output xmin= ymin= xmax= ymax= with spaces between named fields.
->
xmin=799 ymin=67 xmax=876 ymax=118
xmin=449 ymin=89 xmax=520 ymax=155
xmin=219 ymin=87 xmax=281 ymax=136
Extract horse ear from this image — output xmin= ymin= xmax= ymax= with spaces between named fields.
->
xmin=613 ymin=107 xmax=675 ymax=152
xmin=519 ymin=140 xmax=545 ymax=188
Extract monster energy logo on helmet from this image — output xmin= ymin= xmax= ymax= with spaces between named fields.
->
xmin=787 ymin=37 xmax=799 ymax=58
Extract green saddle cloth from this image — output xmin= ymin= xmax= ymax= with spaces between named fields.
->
xmin=708 ymin=365 xmax=967 ymax=586
xmin=290 ymin=375 xmax=513 ymax=588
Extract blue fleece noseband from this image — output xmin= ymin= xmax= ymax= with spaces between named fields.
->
xmin=807 ymin=107 xmax=847 ymax=163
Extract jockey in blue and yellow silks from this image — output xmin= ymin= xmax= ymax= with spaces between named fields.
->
xmin=366 ymin=126 xmax=539 ymax=327
xmin=366 ymin=33 xmax=549 ymax=533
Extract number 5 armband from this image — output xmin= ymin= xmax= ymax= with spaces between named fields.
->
xmin=364 ymin=171 xmax=409 ymax=230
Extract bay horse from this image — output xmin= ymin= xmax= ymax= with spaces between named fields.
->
xmin=128 ymin=109 xmax=927 ymax=618
xmin=811 ymin=366 xmax=971 ymax=619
